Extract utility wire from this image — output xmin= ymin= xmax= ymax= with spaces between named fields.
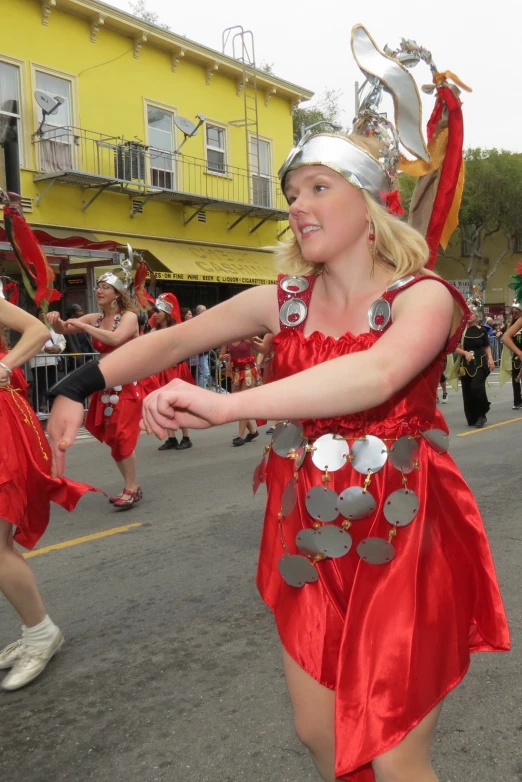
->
xmin=78 ymin=47 xmax=134 ymax=77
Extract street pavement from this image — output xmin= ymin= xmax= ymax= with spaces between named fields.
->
xmin=0 ymin=381 xmax=521 ymax=782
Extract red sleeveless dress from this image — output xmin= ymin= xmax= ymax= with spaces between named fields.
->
xmin=0 ymin=357 xmax=98 ymax=550
xmin=85 ymin=329 xmax=144 ymax=462
xmin=256 ymin=274 xmax=509 ymax=781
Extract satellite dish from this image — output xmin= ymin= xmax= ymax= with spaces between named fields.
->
xmin=34 ymin=90 xmax=63 ymax=115
xmin=174 ymin=116 xmax=198 ymax=137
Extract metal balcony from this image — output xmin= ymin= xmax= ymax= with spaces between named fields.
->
xmin=32 ymin=126 xmax=289 ymax=232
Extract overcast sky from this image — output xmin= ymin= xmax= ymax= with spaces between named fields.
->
xmin=106 ymin=0 xmax=520 ymax=153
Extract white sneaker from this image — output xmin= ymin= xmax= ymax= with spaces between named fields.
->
xmin=0 ymin=640 xmax=23 ymax=670
xmin=1 ymin=630 xmax=64 ymax=691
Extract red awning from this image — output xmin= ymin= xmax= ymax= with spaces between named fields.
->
xmin=0 ymin=226 xmax=120 ymax=252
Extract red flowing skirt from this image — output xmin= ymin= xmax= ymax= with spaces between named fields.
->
xmin=257 ymin=432 xmax=510 ymax=780
xmin=0 ymin=373 xmax=98 ymax=550
xmin=85 ymin=382 xmax=144 ymax=462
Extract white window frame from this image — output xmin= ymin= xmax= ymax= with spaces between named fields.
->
xmin=144 ymin=99 xmax=178 ymax=190
xmin=0 ymin=56 xmax=26 ymax=169
xmin=31 ymin=64 xmax=78 ymax=171
xmin=205 ymin=121 xmax=228 ymax=177
xmin=249 ymin=133 xmax=273 ymax=207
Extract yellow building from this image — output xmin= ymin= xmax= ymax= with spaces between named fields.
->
xmin=0 ymin=0 xmax=312 ymax=312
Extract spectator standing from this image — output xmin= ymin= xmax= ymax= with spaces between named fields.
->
xmin=28 ymin=309 xmax=66 ymax=415
xmin=195 ymin=304 xmax=211 ymax=388
xmin=64 ymin=305 xmax=93 ymax=362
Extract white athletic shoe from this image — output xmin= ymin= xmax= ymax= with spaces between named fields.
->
xmin=0 ymin=630 xmax=64 ymax=691
xmin=0 ymin=640 xmax=23 ymax=670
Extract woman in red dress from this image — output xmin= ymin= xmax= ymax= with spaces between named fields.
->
xmin=152 ymin=293 xmax=195 ymax=452
xmin=0 ymin=294 xmax=97 ymax=691
xmin=47 ymin=271 xmax=143 ymax=510
xmin=218 ymin=340 xmax=259 ymax=446
xmin=48 ymin=26 xmax=509 ymax=781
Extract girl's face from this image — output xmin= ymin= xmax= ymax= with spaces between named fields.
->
xmin=285 ymin=165 xmax=368 ymax=266
xmin=155 ymin=309 xmax=167 ymax=327
xmin=183 ymin=310 xmax=193 ymax=321
xmin=96 ymin=282 xmax=119 ymax=308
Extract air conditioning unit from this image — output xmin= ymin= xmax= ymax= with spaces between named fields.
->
xmin=114 ymin=142 xmax=147 ymax=182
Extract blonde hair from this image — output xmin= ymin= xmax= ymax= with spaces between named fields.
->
xmin=276 ymin=133 xmax=431 ymax=282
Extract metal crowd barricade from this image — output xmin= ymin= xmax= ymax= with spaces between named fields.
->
xmin=25 ymin=349 xmax=228 ymax=420
xmin=24 ymin=352 xmax=99 ymax=420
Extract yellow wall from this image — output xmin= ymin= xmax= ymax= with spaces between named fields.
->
xmin=1 ymin=0 xmax=297 ymax=250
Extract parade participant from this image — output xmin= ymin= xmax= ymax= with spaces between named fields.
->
xmin=0 ymin=281 xmax=97 ymax=692
xmin=500 ymin=299 xmax=522 ymax=409
xmin=454 ymin=292 xmax=495 ymax=427
xmin=47 ymin=27 xmax=509 ymax=782
xmin=47 ymin=263 xmax=144 ymax=510
xmin=152 ymin=294 xmax=194 ymax=451
xmin=219 ymin=339 xmax=259 ymax=446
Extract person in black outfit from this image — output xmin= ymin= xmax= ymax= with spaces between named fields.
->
xmin=456 ymin=308 xmax=495 ymax=427
xmin=501 ymin=303 xmax=522 ymax=409
xmin=64 ymin=305 xmax=94 ymax=369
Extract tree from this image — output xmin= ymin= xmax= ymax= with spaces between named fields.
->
xmin=440 ymin=149 xmax=522 ymax=296
xmin=128 ymin=0 xmax=171 ymax=31
xmin=292 ymin=89 xmax=343 ymax=144
xmin=259 ymin=61 xmax=275 ymax=75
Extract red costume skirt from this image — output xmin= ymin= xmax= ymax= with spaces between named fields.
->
xmin=0 ymin=375 xmax=98 ymax=550
xmin=85 ymin=382 xmax=144 ymax=462
xmin=231 ymin=357 xmax=260 ymax=390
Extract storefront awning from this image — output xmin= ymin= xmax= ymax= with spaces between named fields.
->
xmin=105 ymin=238 xmax=278 ymax=285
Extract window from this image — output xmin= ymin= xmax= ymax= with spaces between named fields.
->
xmin=35 ymin=71 xmax=73 ymax=172
xmin=147 ymin=105 xmax=175 ymax=189
xmin=0 ymin=61 xmax=23 ymax=172
xmin=206 ymin=124 xmax=226 ymax=174
xmin=250 ymin=137 xmax=271 ymax=207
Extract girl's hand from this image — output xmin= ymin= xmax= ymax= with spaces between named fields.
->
xmin=251 ymin=336 xmax=265 ymax=352
xmin=488 ymin=358 xmax=496 ymax=371
xmin=47 ymin=396 xmax=85 ymax=477
xmin=0 ymin=364 xmax=10 ymax=387
xmin=141 ymin=379 xmax=231 ymax=438
xmin=46 ymin=311 xmax=61 ymax=326
xmin=465 ymin=351 xmax=474 ymax=362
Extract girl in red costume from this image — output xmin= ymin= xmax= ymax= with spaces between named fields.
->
xmin=152 ymin=293 xmax=194 ymax=452
xmin=48 ymin=26 xmax=509 ymax=782
xmin=0 ymin=290 xmax=97 ymax=691
xmin=219 ymin=339 xmax=260 ymax=446
xmin=47 ymin=269 xmax=143 ymax=510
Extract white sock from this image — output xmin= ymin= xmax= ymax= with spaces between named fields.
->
xmin=22 ymin=615 xmax=59 ymax=650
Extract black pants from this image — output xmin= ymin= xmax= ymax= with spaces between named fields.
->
xmin=512 ymin=364 xmax=522 ymax=407
xmin=31 ymin=366 xmax=58 ymax=414
xmin=461 ymin=365 xmax=490 ymax=425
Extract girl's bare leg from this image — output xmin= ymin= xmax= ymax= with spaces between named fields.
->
xmin=0 ymin=519 xmax=46 ymax=627
xmin=115 ymin=452 xmax=139 ymax=493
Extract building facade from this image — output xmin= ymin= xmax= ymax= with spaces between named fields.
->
xmin=0 ymin=0 xmax=312 ymax=312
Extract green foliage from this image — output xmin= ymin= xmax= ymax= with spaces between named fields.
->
xmin=397 ymin=174 xmax=417 ymax=214
xmin=128 ymin=0 xmax=171 ymax=31
xmin=259 ymin=61 xmax=275 ymax=75
xmin=292 ymin=89 xmax=344 ymax=144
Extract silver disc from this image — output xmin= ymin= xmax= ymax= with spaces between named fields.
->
xmin=282 ymin=479 xmax=298 ymax=517
xmin=311 ymin=433 xmax=349 ymax=472
xmin=109 ymin=394 xmax=120 ymax=405
xmin=357 ymin=537 xmax=396 ymax=565
xmin=272 ymin=421 xmax=304 ymax=457
xmin=314 ymin=525 xmax=352 ymax=558
xmin=389 ymin=436 xmax=419 ymax=474
xmin=386 ymin=275 xmax=416 ymax=292
xmin=296 ymin=528 xmax=321 ymax=557
xmin=278 ymin=554 xmax=318 ymax=587
xmin=101 ymin=394 xmax=110 ymax=404
xmin=368 ymin=298 xmax=391 ymax=331
xmin=103 ymin=406 xmax=114 ymax=418
xmin=280 ymin=298 xmax=308 ymax=328
xmin=338 ymin=485 xmax=377 ymax=520
xmin=421 ymin=428 xmax=449 ymax=455
xmin=305 ymin=486 xmax=340 ymax=522
xmin=351 ymin=435 xmax=388 ymax=474
xmin=113 ymin=385 xmax=123 ymax=392
xmin=383 ymin=489 xmax=419 ymax=527
xmin=280 ymin=275 xmax=310 ymax=295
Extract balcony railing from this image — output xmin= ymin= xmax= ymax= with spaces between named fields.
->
xmin=33 ymin=126 xmax=288 ymax=221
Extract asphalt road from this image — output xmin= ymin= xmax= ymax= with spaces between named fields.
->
xmin=0 ymin=381 xmax=521 ymax=782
